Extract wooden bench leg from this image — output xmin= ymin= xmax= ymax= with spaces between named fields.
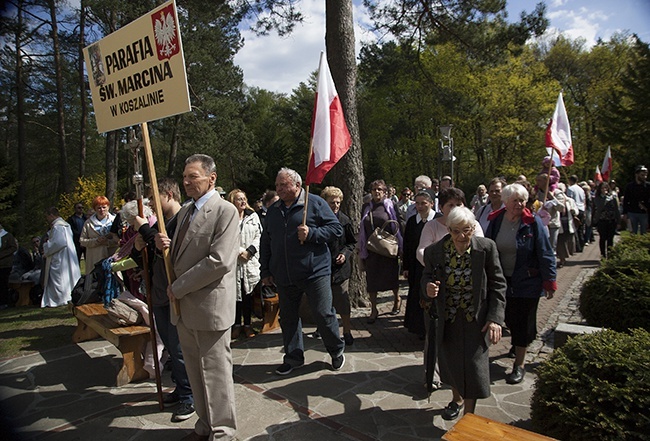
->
xmin=116 ymin=335 xmax=150 ymax=386
xmin=72 ymin=319 xmax=100 ymax=343
xmin=16 ymin=285 xmax=32 ymax=307
xmin=262 ymin=299 xmax=280 ymax=333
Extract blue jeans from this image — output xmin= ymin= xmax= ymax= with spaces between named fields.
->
xmin=628 ymin=212 xmax=648 ymax=235
xmin=153 ymin=304 xmax=193 ymax=404
xmin=277 ymin=275 xmax=344 ymax=366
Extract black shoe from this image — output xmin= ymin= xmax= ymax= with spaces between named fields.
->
xmin=506 ymin=366 xmax=525 ymax=384
xmin=172 ymin=402 xmax=196 ymax=422
xmin=343 ymin=332 xmax=354 ymax=346
xmin=275 ymin=362 xmax=304 ymax=376
xmin=441 ymin=401 xmax=463 ymax=420
xmin=307 ymin=331 xmax=321 ymax=339
xmin=332 ymin=353 xmax=345 ymax=371
xmin=162 ymin=393 xmax=180 ymax=408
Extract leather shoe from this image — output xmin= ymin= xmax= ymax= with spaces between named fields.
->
xmin=180 ymin=431 xmax=209 ymax=441
xmin=506 ymin=365 xmax=525 ymax=384
xmin=441 ymin=401 xmax=463 ymax=420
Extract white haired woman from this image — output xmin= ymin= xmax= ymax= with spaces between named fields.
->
xmin=486 ymin=183 xmax=557 ymax=385
xmin=227 ymin=189 xmax=262 ymax=339
xmin=421 ymin=207 xmax=506 ymax=420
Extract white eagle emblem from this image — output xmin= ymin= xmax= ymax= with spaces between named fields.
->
xmin=154 ymin=10 xmax=177 ymax=59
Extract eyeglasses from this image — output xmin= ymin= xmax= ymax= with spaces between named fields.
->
xmin=449 ymin=227 xmax=474 ymax=236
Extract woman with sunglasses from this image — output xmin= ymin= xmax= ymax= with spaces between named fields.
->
xmin=421 ymin=207 xmax=506 ymax=420
xmin=485 ymin=183 xmax=557 ymax=385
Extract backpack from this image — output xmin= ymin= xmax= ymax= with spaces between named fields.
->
xmin=71 ymin=260 xmax=106 ymax=305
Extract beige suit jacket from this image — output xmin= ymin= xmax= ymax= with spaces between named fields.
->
xmin=170 ymin=192 xmax=239 ymax=331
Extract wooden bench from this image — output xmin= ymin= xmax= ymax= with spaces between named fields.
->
xmin=443 ymin=413 xmax=558 ymax=440
xmin=72 ymin=303 xmax=151 ymax=386
xmin=9 ymin=281 xmax=34 ymax=307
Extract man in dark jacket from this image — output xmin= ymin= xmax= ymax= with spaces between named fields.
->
xmin=622 ymin=165 xmax=649 ymax=234
xmin=132 ymin=177 xmax=195 ymax=423
xmin=260 ymin=168 xmax=345 ymax=376
xmin=67 ymin=202 xmax=87 ymax=262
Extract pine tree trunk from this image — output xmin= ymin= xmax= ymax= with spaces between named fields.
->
xmin=78 ymin=0 xmax=87 ymax=177
xmin=48 ymin=0 xmax=70 ymax=193
xmin=15 ymin=0 xmax=27 ymax=237
xmin=105 ymin=131 xmax=118 ymax=203
xmin=325 ymin=0 xmax=367 ymax=306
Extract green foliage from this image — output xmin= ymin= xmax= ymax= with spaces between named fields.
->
xmin=579 ymin=234 xmax=650 ymax=332
xmin=0 ymin=166 xmax=19 ymax=223
xmin=606 ymin=233 xmax=650 ymax=263
xmin=58 ymin=174 xmax=107 ymax=220
xmin=531 ymin=329 xmax=650 ymax=441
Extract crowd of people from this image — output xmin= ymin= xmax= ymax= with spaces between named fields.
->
xmin=0 ymin=156 xmax=648 ymax=440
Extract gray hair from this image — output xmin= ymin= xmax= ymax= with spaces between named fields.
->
xmin=500 ymin=183 xmax=529 ymax=205
xmin=446 ymin=206 xmax=475 ymax=229
xmin=414 ymin=175 xmax=432 ymax=189
xmin=278 ymin=167 xmax=302 ymax=187
xmin=120 ymin=200 xmax=153 ymax=225
xmin=186 ymin=154 xmax=216 ymax=175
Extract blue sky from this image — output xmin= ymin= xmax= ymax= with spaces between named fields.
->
xmin=234 ymin=0 xmax=650 ymax=95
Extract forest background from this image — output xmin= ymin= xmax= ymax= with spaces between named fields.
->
xmin=1 ymin=0 xmax=649 ymax=302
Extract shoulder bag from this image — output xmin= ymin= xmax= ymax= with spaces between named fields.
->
xmin=366 ymin=217 xmax=399 ymax=258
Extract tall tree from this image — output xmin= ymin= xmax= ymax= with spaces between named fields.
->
xmin=363 ymin=0 xmax=548 ymax=62
xmin=77 ymin=0 xmax=87 ymax=177
xmin=47 ymin=0 xmax=70 ymax=193
xmin=325 ymin=0 xmax=366 ymax=304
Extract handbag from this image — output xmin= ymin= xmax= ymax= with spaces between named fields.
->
xmin=105 ymin=298 xmax=143 ymax=326
xmin=366 ymin=218 xmax=399 ymax=258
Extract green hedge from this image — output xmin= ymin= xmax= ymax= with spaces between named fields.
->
xmin=531 ymin=329 xmax=650 ymax=440
xmin=580 ymin=234 xmax=650 ymax=332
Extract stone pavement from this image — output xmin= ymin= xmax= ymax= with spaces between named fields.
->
xmin=0 ymin=241 xmax=602 ymax=441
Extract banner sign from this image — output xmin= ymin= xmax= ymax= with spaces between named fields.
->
xmin=83 ymin=0 xmax=191 ymax=133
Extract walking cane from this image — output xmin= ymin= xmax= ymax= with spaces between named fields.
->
xmin=128 ymin=128 xmax=164 ymax=411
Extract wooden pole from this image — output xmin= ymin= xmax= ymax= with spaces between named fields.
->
xmin=543 ymin=149 xmax=555 ymax=203
xmin=301 ymin=139 xmax=314 ymax=244
xmin=140 ymin=122 xmax=180 ymax=315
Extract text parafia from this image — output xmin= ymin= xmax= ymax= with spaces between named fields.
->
xmin=104 ymin=36 xmax=154 ymax=75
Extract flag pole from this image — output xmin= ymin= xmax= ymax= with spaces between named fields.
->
xmin=543 ymin=148 xmax=555 ymax=203
xmin=302 ymin=52 xmax=325 ymax=243
xmin=301 ymin=138 xmax=314 ymax=244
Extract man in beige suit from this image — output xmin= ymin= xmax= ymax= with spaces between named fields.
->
xmin=158 ymin=154 xmax=239 ymax=441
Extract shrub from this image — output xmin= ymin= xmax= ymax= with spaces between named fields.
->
xmin=58 ymin=173 xmax=107 ymax=219
xmin=606 ymin=233 xmax=650 ymax=265
xmin=579 ymin=234 xmax=650 ymax=332
xmin=531 ymin=329 xmax=650 ymax=441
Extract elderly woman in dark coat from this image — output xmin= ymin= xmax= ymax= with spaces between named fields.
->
xmin=421 ymin=207 xmax=506 ymax=420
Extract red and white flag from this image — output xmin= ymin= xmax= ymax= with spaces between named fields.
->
xmin=601 ymin=146 xmax=612 ymax=181
xmin=594 ymin=165 xmax=603 ymax=183
xmin=305 ymin=52 xmax=352 ymax=185
xmin=545 ymin=92 xmax=574 ymax=167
